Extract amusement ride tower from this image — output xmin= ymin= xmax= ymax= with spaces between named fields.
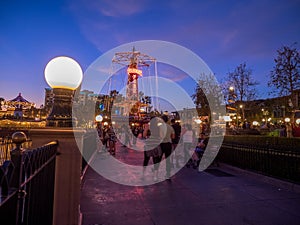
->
xmin=112 ymin=47 xmax=156 ymax=116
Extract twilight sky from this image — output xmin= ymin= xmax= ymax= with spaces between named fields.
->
xmin=1 ymin=0 xmax=300 ymax=108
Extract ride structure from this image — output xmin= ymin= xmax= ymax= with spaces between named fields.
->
xmin=111 ymin=47 xmax=156 ymax=118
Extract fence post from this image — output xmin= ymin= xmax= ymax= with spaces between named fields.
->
xmin=10 ymin=131 xmax=27 ymax=225
xmin=10 ymin=132 xmax=26 ymax=189
xmin=29 ymin=128 xmax=87 ymax=225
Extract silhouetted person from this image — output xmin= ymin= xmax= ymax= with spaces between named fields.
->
xmin=171 ymin=119 xmax=181 ymax=168
xmin=159 ymin=115 xmax=175 ymax=179
xmin=143 ymin=117 xmax=162 ymax=181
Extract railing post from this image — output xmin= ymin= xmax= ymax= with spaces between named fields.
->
xmin=10 ymin=131 xmax=27 ymax=225
xmin=10 ymin=132 xmax=26 ymax=189
xmin=29 ymin=128 xmax=86 ymax=225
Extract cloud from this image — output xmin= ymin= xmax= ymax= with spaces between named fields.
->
xmin=157 ymin=64 xmax=188 ymax=82
xmin=72 ymin=0 xmax=149 ymax=18
xmin=68 ymin=0 xmax=300 ymax=90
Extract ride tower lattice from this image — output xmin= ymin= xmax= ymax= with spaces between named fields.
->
xmin=112 ymin=47 xmax=156 ymax=116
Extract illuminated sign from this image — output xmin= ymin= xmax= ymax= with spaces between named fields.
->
xmin=127 ymin=67 xmax=142 ymax=76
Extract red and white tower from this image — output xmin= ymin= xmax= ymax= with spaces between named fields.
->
xmin=112 ymin=47 xmax=156 ymax=116
xmin=126 ymin=57 xmax=143 ymax=101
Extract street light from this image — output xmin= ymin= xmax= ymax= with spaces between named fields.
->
xmin=95 ymin=115 xmax=103 ymax=122
xmin=239 ymin=104 xmax=245 ymax=124
xmin=194 ymin=118 xmax=202 ymax=124
xmin=44 ymin=56 xmax=83 ymax=127
xmin=228 ymin=86 xmax=236 ymax=103
xmin=227 ymin=86 xmax=237 ymax=125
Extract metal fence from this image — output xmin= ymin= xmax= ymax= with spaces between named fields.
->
xmin=0 ymin=136 xmax=58 ymax=225
xmin=223 ymin=135 xmax=300 ymax=151
xmin=218 ymin=142 xmax=300 ymax=183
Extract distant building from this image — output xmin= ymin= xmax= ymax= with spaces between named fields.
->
xmin=44 ymin=87 xmax=54 ymax=109
xmin=229 ymin=89 xmax=300 ymax=125
xmin=0 ymin=93 xmax=34 ymax=119
xmin=76 ymin=90 xmax=99 ymax=105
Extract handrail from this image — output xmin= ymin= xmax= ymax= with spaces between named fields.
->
xmin=0 ymin=133 xmax=59 ymax=225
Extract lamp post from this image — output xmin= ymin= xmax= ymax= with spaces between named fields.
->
xmin=227 ymin=86 xmax=237 ymax=126
xmin=239 ymin=104 xmax=244 ymax=123
xmin=44 ymin=56 xmax=83 ymax=127
xmin=228 ymin=86 xmax=236 ymax=104
xmin=25 ymin=56 xmax=84 ymax=225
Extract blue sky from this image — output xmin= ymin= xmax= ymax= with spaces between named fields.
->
xmin=1 ymin=0 xmax=300 ymax=108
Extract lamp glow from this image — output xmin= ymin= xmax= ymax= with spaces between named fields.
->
xmin=95 ymin=115 xmax=103 ymax=122
xmin=223 ymin=116 xmax=232 ymax=122
xmin=194 ymin=118 xmax=202 ymax=124
xmin=44 ymin=56 xmax=83 ymax=90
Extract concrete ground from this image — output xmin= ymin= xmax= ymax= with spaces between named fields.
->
xmin=80 ymin=140 xmax=300 ymax=225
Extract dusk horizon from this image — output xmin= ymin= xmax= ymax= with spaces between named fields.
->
xmin=1 ymin=0 xmax=300 ymax=108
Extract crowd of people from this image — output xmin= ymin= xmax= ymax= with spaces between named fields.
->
xmin=96 ymin=115 xmax=210 ymax=181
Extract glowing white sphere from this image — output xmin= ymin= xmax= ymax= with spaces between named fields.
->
xmin=44 ymin=56 xmax=83 ymax=90
xmin=95 ymin=115 xmax=103 ymax=122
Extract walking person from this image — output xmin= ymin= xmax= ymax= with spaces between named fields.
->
xmin=182 ymin=124 xmax=194 ymax=167
xmin=286 ymin=123 xmax=293 ymax=138
xmin=193 ymin=132 xmax=208 ymax=168
xmin=171 ymin=119 xmax=181 ymax=168
xmin=142 ymin=117 xmax=162 ymax=181
xmin=279 ymin=125 xmax=287 ymax=137
xmin=159 ymin=115 xmax=175 ymax=180
xmin=102 ymin=125 xmax=110 ymax=149
xmin=107 ymin=126 xmax=117 ymax=155
xmin=122 ymin=125 xmax=132 ymax=147
xmin=132 ymin=127 xmax=139 ymax=145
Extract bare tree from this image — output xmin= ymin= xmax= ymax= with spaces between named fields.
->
xmin=192 ymin=81 xmax=210 ymax=116
xmin=268 ymin=44 xmax=300 ymax=108
xmin=192 ymin=73 xmax=225 ymax=116
xmin=225 ymin=63 xmax=258 ymax=102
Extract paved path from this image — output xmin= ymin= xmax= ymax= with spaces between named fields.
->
xmin=80 ymin=141 xmax=300 ymax=225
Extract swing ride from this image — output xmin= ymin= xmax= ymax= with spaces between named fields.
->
xmin=110 ymin=47 xmax=157 ymax=119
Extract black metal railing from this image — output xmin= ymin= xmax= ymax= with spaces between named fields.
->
xmin=0 ymin=132 xmax=58 ymax=225
xmin=218 ymin=141 xmax=300 ymax=183
xmin=223 ymin=135 xmax=300 ymax=151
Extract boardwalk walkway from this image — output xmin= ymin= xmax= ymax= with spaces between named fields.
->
xmin=80 ymin=140 xmax=300 ymax=225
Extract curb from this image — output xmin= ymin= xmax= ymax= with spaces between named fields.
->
xmin=218 ymin=163 xmax=300 ymax=194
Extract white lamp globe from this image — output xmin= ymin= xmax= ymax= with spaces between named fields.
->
xmin=95 ymin=115 xmax=103 ymax=122
xmin=44 ymin=56 xmax=83 ymax=90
